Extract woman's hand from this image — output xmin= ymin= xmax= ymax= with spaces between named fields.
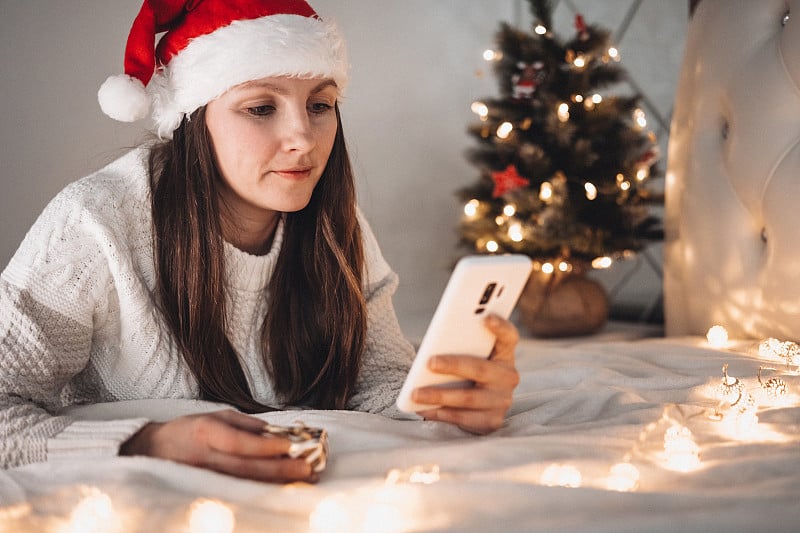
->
xmin=413 ymin=314 xmax=521 ymax=434
xmin=120 ymin=409 xmax=316 ymax=483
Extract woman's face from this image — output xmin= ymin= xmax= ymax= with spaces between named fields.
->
xmin=205 ymin=76 xmax=339 ymax=227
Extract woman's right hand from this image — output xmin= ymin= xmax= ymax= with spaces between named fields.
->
xmin=120 ymin=409 xmax=316 ymax=483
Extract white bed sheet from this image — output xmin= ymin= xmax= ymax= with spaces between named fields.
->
xmin=2 ymin=326 xmax=799 ymax=532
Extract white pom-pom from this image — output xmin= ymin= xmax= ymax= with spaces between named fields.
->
xmin=97 ymin=74 xmax=150 ymax=122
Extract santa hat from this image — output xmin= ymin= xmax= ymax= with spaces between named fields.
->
xmin=98 ymin=0 xmax=348 ymax=138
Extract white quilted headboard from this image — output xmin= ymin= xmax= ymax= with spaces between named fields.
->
xmin=665 ymin=0 xmax=800 ymax=342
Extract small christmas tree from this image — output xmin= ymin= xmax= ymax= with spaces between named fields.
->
xmin=459 ymin=0 xmax=663 ymax=273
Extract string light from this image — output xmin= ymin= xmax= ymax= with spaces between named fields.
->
xmin=470 ymin=101 xmax=489 ymax=120
xmin=495 ymin=215 xmax=505 ymax=226
xmin=716 ymin=364 xmax=744 ymax=406
xmin=591 ymin=256 xmax=613 ymax=269
xmin=573 ymin=54 xmax=586 ymax=68
xmin=636 ymin=167 xmax=649 ymax=181
xmin=573 ymin=94 xmax=584 ymax=103
xmin=605 ymin=462 xmax=640 ymax=492
xmin=758 ymin=367 xmax=787 ymax=398
xmin=482 ymin=49 xmax=502 ymax=61
xmin=541 ymin=262 xmax=554 ymax=274
xmin=557 ymin=102 xmax=570 ymax=122
xmin=508 ymin=222 xmax=524 ymax=242
xmin=706 ymin=325 xmax=729 ymax=348
xmin=663 ymin=424 xmax=701 ymax=472
xmin=486 ymin=240 xmax=499 ymax=253
xmin=633 ymin=108 xmax=647 ymax=129
xmin=591 ymin=93 xmax=602 ymax=104
xmin=188 ymin=499 xmax=235 ymax=533
xmin=534 ymin=24 xmax=547 ymax=35
xmin=557 ymin=261 xmax=570 ymax=272
xmin=463 ymin=199 xmax=479 ymax=217
xmin=584 ymin=182 xmax=598 ymax=200
xmin=539 ymin=181 xmax=554 ymax=202
xmin=503 ymin=204 xmax=516 ymax=216
xmin=540 ymin=464 xmax=582 ymax=487
xmin=496 ymin=121 xmax=513 ymax=139
xmin=607 ymin=47 xmax=620 ymax=60
xmin=64 ymin=487 xmax=122 ymax=533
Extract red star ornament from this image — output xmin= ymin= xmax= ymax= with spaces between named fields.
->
xmin=491 ymin=164 xmax=530 ymax=198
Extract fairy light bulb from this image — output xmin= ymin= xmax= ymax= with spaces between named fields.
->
xmin=309 ymin=495 xmax=352 ymax=533
xmin=592 ymin=256 xmax=613 ymax=269
xmin=558 ymin=261 xmax=570 ymax=272
xmin=470 ymin=101 xmax=489 ymax=120
xmin=65 ymin=487 xmax=121 ymax=533
xmin=716 ymin=363 xmax=744 ymax=406
xmin=591 ymin=93 xmax=602 ymax=104
xmin=634 ymin=108 xmax=647 ymax=129
xmin=573 ymin=55 xmax=586 ymax=68
xmin=584 ymin=182 xmax=598 ymax=200
xmin=574 ymin=94 xmax=584 ymax=103
xmin=495 ymin=215 xmax=505 ymax=226
xmin=557 ymin=102 xmax=570 ymax=122
xmin=483 ymin=49 xmax=502 ymax=61
xmin=608 ymin=46 xmax=620 ymax=60
xmin=540 ymin=464 xmax=582 ymax=488
xmin=636 ymin=167 xmax=649 ymax=181
xmin=541 ymin=262 xmax=554 ymax=274
xmin=464 ymin=199 xmax=479 ymax=217
xmin=486 ymin=240 xmax=499 ymax=253
xmin=508 ymin=222 xmax=523 ymax=242
xmin=539 ymin=181 xmax=554 ymax=202
xmin=619 ymin=180 xmax=631 ymax=191
xmin=606 ymin=462 xmax=640 ymax=492
xmin=496 ymin=121 xmax=513 ymax=139
xmin=503 ymin=204 xmax=516 ymax=217
xmin=663 ymin=424 xmax=701 ymax=472
xmin=706 ymin=325 xmax=729 ymax=348
xmin=188 ymin=499 xmax=235 ymax=533
xmin=534 ymin=24 xmax=547 ymax=35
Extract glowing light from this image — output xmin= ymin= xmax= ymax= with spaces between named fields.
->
xmin=361 ymin=503 xmax=404 ymax=533
xmin=541 ymin=262 xmax=554 ymax=274
xmin=591 ymin=93 xmax=602 ymax=104
xmin=486 ymin=240 xmax=499 ymax=253
xmin=65 ymin=487 xmax=121 ymax=533
xmin=503 ymin=204 xmax=516 ymax=216
xmin=592 ymin=256 xmax=613 ymax=269
xmin=619 ymin=180 xmax=631 ymax=191
xmin=574 ymin=94 xmax=584 ymax=103
xmin=584 ymin=99 xmax=595 ymax=111
xmin=464 ymin=199 xmax=479 ymax=217
xmin=496 ymin=121 xmax=513 ymax=139
xmin=495 ymin=215 xmax=505 ymax=226
xmin=573 ymin=55 xmax=586 ymax=68
xmin=584 ymin=182 xmax=598 ymax=200
xmin=608 ymin=47 xmax=620 ymax=60
xmin=636 ymin=167 xmax=649 ymax=181
xmin=557 ymin=102 xmax=570 ymax=122
xmin=470 ymin=101 xmax=489 ymax=119
xmin=716 ymin=363 xmax=743 ymax=406
xmin=663 ymin=424 xmax=701 ymax=472
xmin=539 ymin=181 xmax=554 ymax=202
xmin=508 ymin=222 xmax=524 ymax=242
xmin=188 ymin=499 xmax=235 ymax=533
xmin=309 ymin=495 xmax=352 ymax=533
xmin=633 ymin=108 xmax=647 ymax=129
xmin=534 ymin=24 xmax=547 ymax=35
xmin=483 ymin=49 xmax=502 ymax=61
xmin=540 ymin=464 xmax=582 ymax=487
xmin=558 ymin=261 xmax=570 ymax=272
xmin=706 ymin=325 xmax=729 ymax=348
xmin=606 ymin=462 xmax=640 ymax=492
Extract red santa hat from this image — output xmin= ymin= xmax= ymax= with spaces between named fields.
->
xmin=98 ymin=0 xmax=348 ymax=138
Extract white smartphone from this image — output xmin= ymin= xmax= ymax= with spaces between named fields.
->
xmin=396 ymin=254 xmax=533 ymax=413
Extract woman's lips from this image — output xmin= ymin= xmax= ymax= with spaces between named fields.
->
xmin=273 ymin=167 xmax=313 ymax=180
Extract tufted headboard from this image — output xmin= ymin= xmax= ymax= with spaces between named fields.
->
xmin=665 ymin=0 xmax=800 ymax=342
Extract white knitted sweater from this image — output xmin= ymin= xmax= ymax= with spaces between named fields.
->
xmin=0 ymin=147 xmax=415 ymax=468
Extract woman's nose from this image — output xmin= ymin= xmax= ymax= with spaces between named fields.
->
xmin=280 ymin=108 xmax=315 ymax=152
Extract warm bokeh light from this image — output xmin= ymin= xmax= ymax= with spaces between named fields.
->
xmin=706 ymin=325 xmax=729 ymax=348
xmin=188 ymin=499 xmax=235 ymax=533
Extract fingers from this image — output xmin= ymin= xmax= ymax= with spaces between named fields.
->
xmin=419 ymin=407 xmax=505 ymax=435
xmin=200 ymin=451 xmax=315 ymax=483
xmin=484 ymin=314 xmax=520 ymax=363
xmin=413 ymin=384 xmax=513 ymax=411
xmin=425 ymin=354 xmax=519 ymax=388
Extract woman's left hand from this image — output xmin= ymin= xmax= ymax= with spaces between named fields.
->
xmin=413 ymin=314 xmax=520 ymax=434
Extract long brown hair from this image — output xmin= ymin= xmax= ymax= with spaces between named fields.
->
xmin=149 ymin=105 xmax=366 ymax=412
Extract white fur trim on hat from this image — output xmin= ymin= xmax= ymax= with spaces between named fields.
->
xmin=97 ymin=74 xmax=151 ymax=122
xmin=148 ymin=14 xmax=348 ymax=138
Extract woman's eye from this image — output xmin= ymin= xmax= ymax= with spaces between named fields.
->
xmin=309 ymin=102 xmax=334 ymax=114
xmin=247 ymin=105 xmax=274 ymax=116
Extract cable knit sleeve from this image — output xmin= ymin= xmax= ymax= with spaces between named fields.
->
xmin=0 ymin=181 xmax=148 ymax=468
xmin=346 ymin=211 xmax=416 ymax=417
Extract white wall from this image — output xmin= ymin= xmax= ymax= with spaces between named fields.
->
xmin=0 ymin=1 xmax=687 ymax=339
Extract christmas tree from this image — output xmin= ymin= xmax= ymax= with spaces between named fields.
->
xmin=459 ymin=0 xmax=663 ymax=273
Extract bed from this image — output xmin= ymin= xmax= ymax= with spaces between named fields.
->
xmin=2 ymin=0 xmax=800 ymax=531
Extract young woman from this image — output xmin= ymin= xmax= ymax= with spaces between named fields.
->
xmin=0 ymin=0 xmax=520 ymax=484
